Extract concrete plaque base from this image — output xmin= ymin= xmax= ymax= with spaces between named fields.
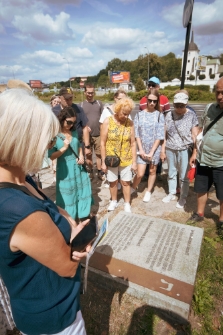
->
xmin=88 ymin=212 xmax=203 ymax=321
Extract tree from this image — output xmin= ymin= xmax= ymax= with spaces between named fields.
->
xmin=135 ymin=77 xmax=145 ymax=92
xmin=97 ymin=74 xmax=110 ymax=88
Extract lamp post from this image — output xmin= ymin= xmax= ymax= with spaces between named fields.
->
xmin=144 ymin=47 xmax=149 ymax=80
xmin=63 ymin=57 xmax=71 ymax=88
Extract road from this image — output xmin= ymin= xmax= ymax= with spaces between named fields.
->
xmin=131 ymin=103 xmax=206 ymax=122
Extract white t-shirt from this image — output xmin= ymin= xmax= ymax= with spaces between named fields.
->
xmin=99 ymin=106 xmax=132 ymax=124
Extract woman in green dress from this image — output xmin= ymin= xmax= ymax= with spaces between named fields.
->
xmin=49 ymin=106 xmax=92 ymax=219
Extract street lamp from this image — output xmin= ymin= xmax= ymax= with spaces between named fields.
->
xmin=63 ymin=57 xmax=71 ymax=88
xmin=144 ymin=47 xmax=149 ymax=80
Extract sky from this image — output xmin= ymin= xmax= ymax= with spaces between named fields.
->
xmin=0 ymin=0 xmax=222 ymax=84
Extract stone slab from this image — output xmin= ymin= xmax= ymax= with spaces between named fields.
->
xmin=88 ymin=211 xmax=204 ymax=321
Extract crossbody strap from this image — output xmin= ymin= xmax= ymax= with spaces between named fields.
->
xmin=57 ymin=134 xmax=88 ymax=173
xmin=114 ymin=118 xmax=127 ymax=158
xmin=203 ymin=110 xmax=223 ymax=135
xmin=0 ymin=182 xmax=37 ymax=198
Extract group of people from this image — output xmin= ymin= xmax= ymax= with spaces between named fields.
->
xmin=48 ymin=77 xmax=223 ymax=221
xmin=0 ymin=75 xmax=223 ymax=335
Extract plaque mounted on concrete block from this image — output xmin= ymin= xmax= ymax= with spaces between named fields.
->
xmin=88 ymin=211 xmax=203 ymax=321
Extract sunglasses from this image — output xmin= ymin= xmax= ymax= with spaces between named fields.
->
xmin=65 ymin=120 xmax=75 ymax=125
xmin=174 ymin=104 xmax=186 ymax=109
xmin=148 ymin=82 xmax=156 ymax=88
xmin=148 ymin=99 xmax=158 ymax=104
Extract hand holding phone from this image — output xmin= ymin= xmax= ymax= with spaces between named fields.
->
xmin=71 ymin=216 xmax=98 ymax=253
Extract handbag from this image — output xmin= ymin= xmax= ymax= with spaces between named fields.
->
xmin=105 ymin=119 xmax=127 ymax=167
xmin=104 ymin=155 xmax=120 ymax=167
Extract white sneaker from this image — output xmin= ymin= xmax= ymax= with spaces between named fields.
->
xmin=143 ymin=191 xmax=151 ymax=202
xmin=124 ymin=202 xmax=131 ymax=213
xmin=117 ymin=182 xmax=122 ymax=190
xmin=162 ymin=193 xmax=176 ymax=203
xmin=176 ymin=198 xmax=186 ymax=209
xmin=107 ymin=200 xmax=118 ymax=211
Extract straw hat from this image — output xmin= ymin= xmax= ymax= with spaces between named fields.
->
xmin=7 ymin=79 xmax=32 ymax=92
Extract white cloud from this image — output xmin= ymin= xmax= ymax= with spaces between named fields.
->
xmin=162 ymin=0 xmax=223 ymax=34
xmin=20 ymin=47 xmax=93 ymax=66
xmin=82 ymin=27 xmax=168 ymax=53
xmin=12 ymin=12 xmax=74 ymax=42
xmin=66 ymin=47 xmax=93 ymax=59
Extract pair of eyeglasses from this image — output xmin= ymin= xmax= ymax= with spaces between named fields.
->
xmin=148 ymin=99 xmax=158 ymax=104
xmin=66 ymin=120 xmax=74 ymax=125
xmin=148 ymin=82 xmax=156 ymax=88
xmin=174 ymin=104 xmax=186 ymax=109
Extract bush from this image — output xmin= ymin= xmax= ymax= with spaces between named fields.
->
xmin=210 ymin=74 xmax=215 ymax=79
xmin=199 ymin=74 xmax=206 ymax=80
xmin=219 ymin=72 xmax=223 ymax=78
xmin=189 ymin=75 xmax=195 ymax=80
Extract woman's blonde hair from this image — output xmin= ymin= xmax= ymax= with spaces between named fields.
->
xmin=114 ymin=97 xmax=135 ymax=114
xmin=0 ymin=88 xmax=60 ymax=173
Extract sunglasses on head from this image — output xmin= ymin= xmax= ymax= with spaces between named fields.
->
xmin=65 ymin=120 xmax=74 ymax=125
xmin=148 ymin=99 xmax=158 ymax=104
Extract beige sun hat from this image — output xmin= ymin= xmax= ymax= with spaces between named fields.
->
xmin=7 ymin=79 xmax=32 ymax=92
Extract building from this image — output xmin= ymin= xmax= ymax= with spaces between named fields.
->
xmin=182 ymin=31 xmax=223 ymax=81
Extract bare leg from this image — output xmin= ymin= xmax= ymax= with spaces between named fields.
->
xmin=85 ymin=154 xmax=93 ymax=170
xmin=147 ymin=164 xmax=157 ymax=192
xmin=109 ymin=180 xmax=118 ymax=200
xmin=219 ymin=200 xmax=223 ymax=221
xmin=132 ymin=164 xmax=147 ymax=189
xmin=121 ymin=180 xmax=131 ymax=203
xmin=197 ymin=192 xmax=208 ymax=215
xmin=96 ymin=154 xmax=102 ymax=170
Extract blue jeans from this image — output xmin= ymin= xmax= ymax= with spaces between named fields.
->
xmin=166 ymin=148 xmax=190 ymax=200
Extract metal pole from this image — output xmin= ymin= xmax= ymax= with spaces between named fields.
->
xmin=181 ymin=15 xmax=193 ymax=89
xmin=144 ymin=47 xmax=149 ymax=80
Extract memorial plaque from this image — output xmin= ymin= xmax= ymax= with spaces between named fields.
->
xmin=89 ymin=212 xmax=203 ymax=321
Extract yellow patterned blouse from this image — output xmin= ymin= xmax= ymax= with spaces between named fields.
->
xmin=106 ymin=116 xmax=132 ymax=167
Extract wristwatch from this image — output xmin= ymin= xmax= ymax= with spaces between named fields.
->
xmin=85 ymin=144 xmax=91 ymax=149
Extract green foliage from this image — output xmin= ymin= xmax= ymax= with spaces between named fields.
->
xmin=135 ymin=77 xmax=145 ymax=92
xmin=199 ymin=74 xmax=206 ymax=80
xmin=97 ymin=74 xmax=110 ymax=88
xmin=219 ymin=72 xmax=223 ymax=78
xmin=210 ymin=74 xmax=215 ymax=79
xmin=189 ymin=75 xmax=195 ymax=80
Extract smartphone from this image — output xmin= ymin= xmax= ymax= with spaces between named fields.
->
xmin=71 ymin=216 xmax=98 ymax=253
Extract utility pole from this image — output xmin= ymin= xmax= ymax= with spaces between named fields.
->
xmin=63 ymin=57 xmax=71 ymax=88
xmin=144 ymin=47 xmax=149 ymax=80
